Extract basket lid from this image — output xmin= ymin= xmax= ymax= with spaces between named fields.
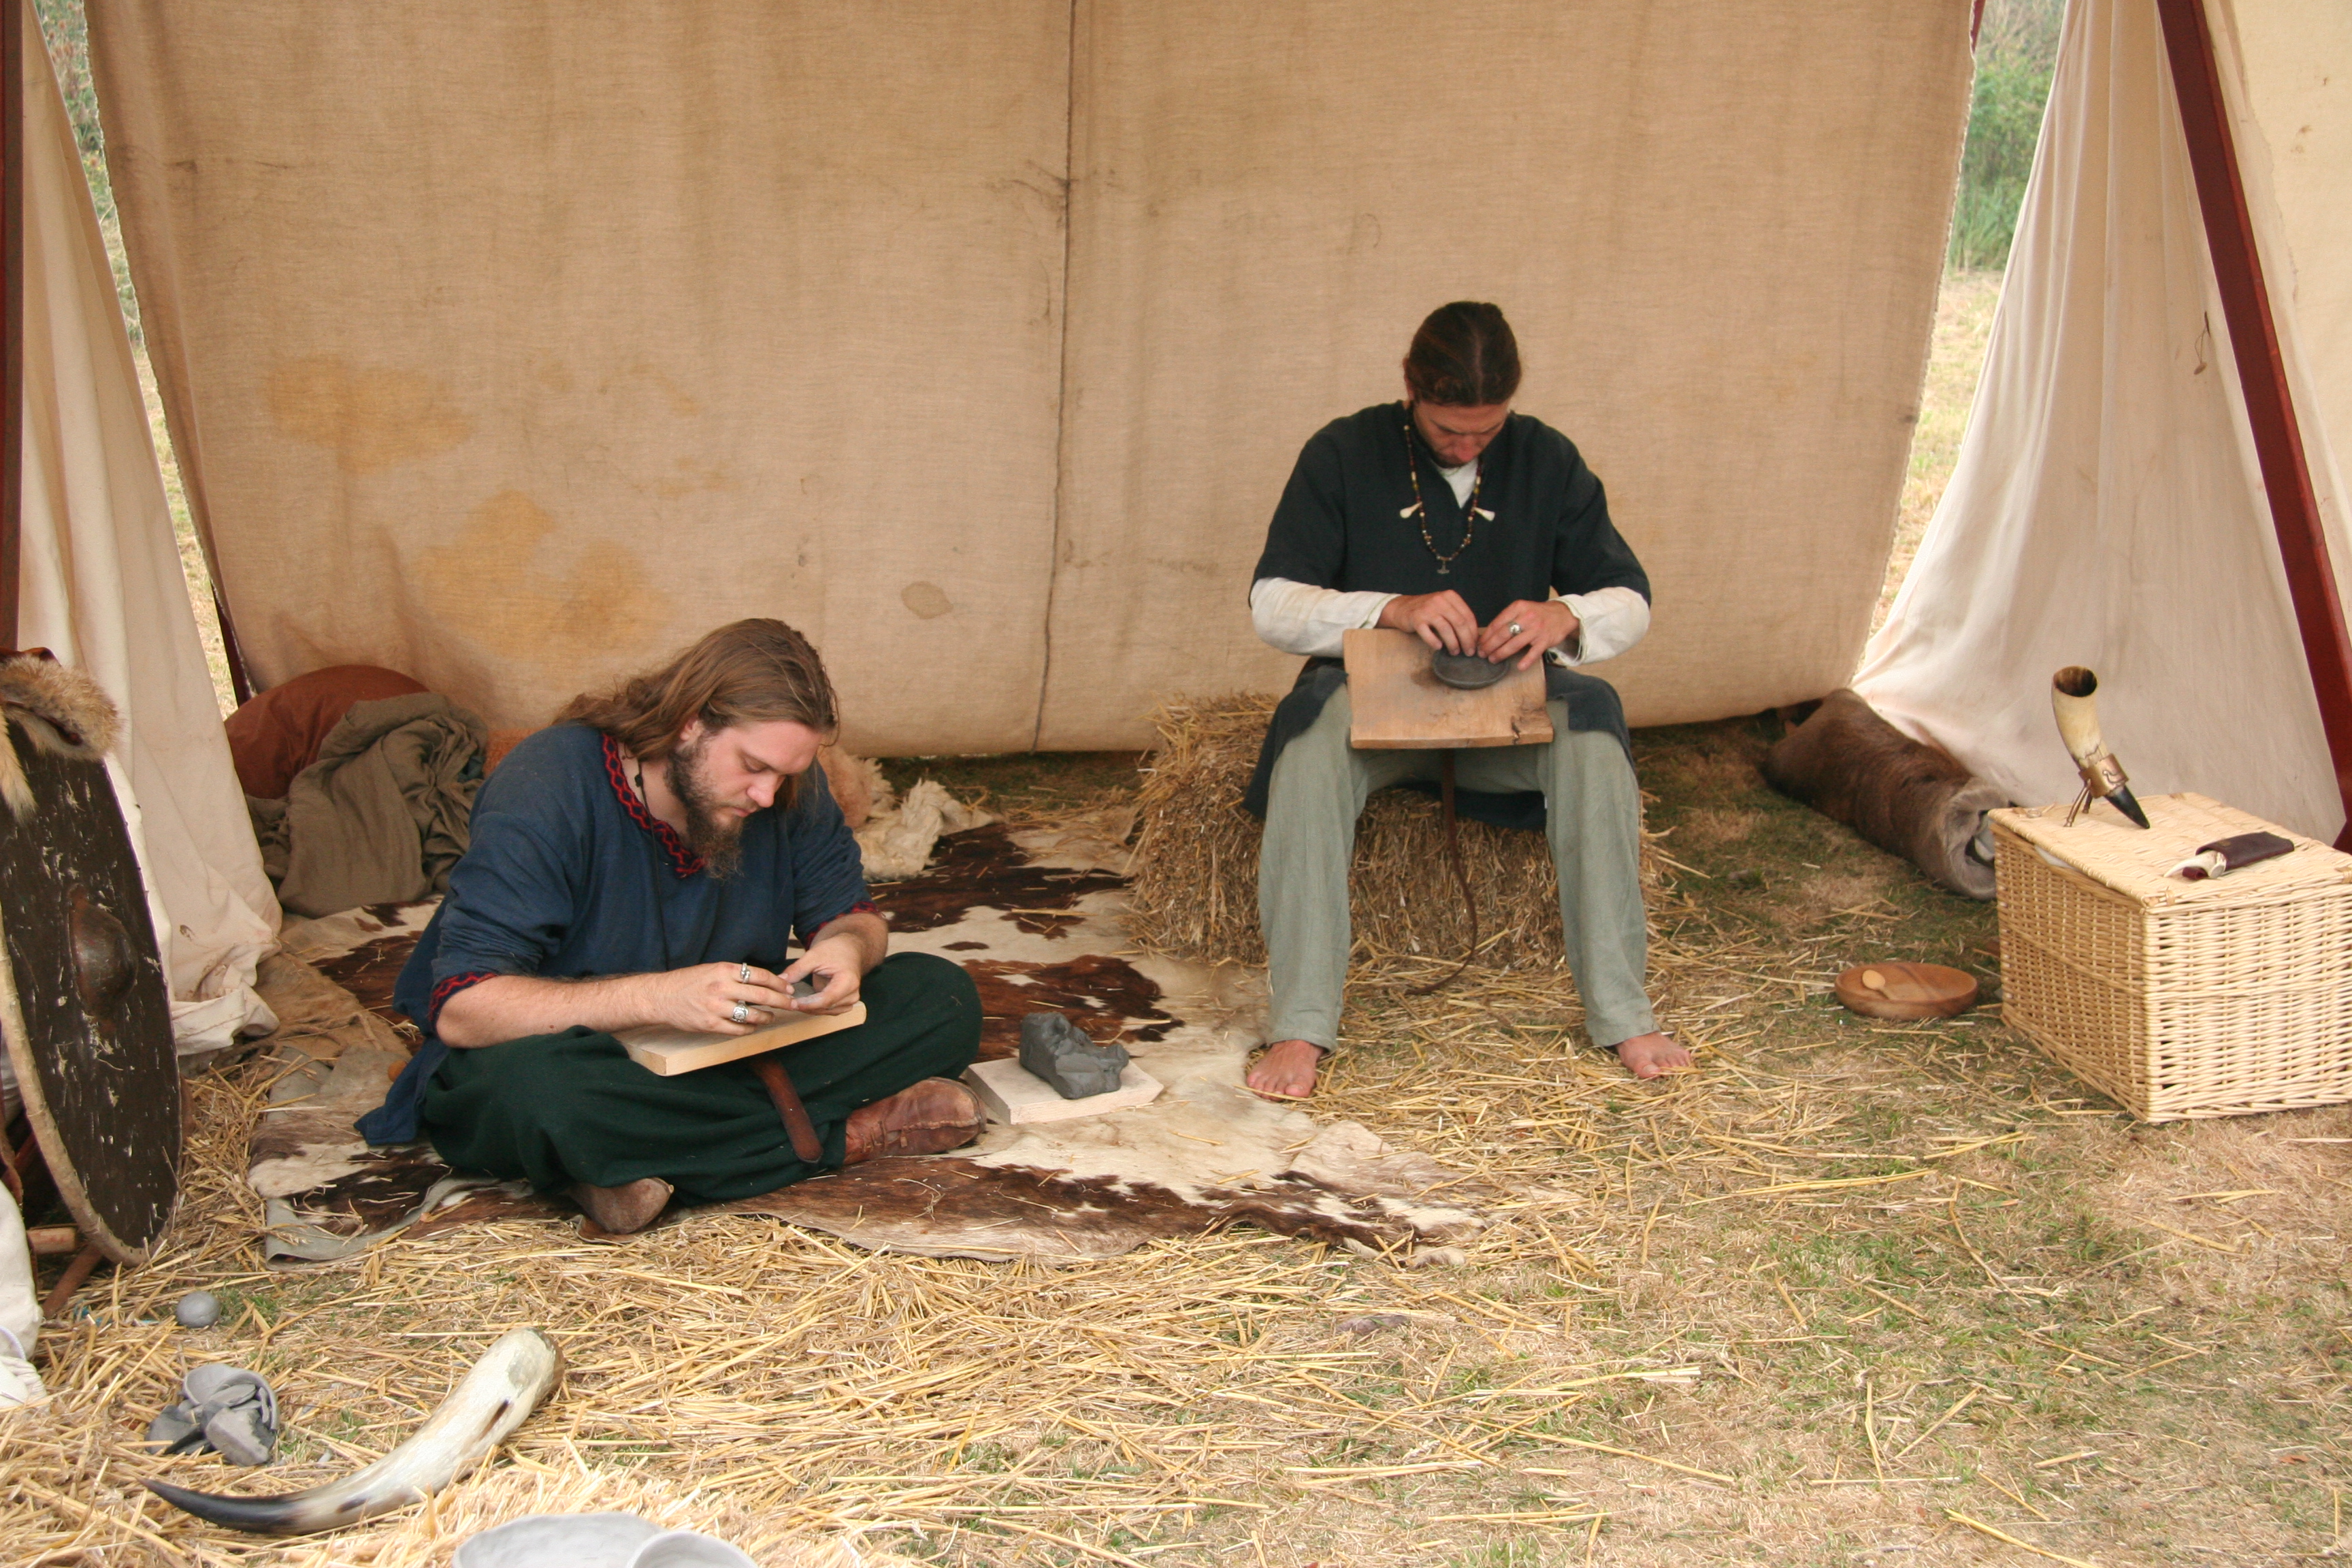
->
xmin=1989 ymin=792 xmax=2352 ymax=906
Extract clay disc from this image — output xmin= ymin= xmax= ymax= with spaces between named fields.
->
xmin=1833 ymin=962 xmax=1978 ymax=1022
xmin=1430 ymin=650 xmax=1509 ymax=689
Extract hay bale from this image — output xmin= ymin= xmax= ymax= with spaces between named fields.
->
xmin=1127 ymin=693 xmax=1658 ymax=970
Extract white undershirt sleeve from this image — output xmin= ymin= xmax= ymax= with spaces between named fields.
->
xmin=1250 ymin=578 xmax=1399 ymax=659
xmin=1548 ymin=585 xmax=1652 ymax=666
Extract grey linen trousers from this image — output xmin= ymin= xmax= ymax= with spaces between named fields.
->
xmin=1257 ymin=687 xmax=1656 ymax=1054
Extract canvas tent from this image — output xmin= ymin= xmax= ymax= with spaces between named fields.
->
xmin=1857 ymin=0 xmax=2352 ymax=845
xmin=14 ymin=0 xmax=2352 ymax=1060
xmin=76 ymin=0 xmax=1975 ymax=755
xmin=7 ymin=0 xmax=276 ymax=1058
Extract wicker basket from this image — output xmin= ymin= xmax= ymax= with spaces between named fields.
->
xmin=1990 ymin=792 xmax=2352 ymax=1120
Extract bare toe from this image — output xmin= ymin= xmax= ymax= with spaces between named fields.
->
xmin=1616 ymin=1032 xmax=1695 ymax=1080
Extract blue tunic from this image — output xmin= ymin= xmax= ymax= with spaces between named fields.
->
xmin=358 ymin=723 xmax=870 ymax=1144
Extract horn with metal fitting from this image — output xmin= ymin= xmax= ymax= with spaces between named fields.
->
xmin=2051 ymin=666 xmax=2150 ymax=829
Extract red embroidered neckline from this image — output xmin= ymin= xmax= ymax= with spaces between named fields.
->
xmin=602 ymin=735 xmax=706 ymax=878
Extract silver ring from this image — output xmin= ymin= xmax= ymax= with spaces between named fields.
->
xmin=737 ymin=962 xmax=753 ymax=983
xmin=1507 ymin=621 xmax=1522 ymax=636
xmin=730 ymin=1002 xmax=751 ymax=1025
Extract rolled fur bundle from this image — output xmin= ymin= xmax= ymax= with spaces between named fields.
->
xmin=1762 ymin=689 xmax=2008 ymax=899
xmin=0 ymin=651 xmax=121 ymax=819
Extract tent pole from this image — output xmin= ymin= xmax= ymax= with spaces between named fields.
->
xmin=2 ymin=0 xmax=22 ymax=653
xmin=2156 ymin=0 xmax=2352 ymax=850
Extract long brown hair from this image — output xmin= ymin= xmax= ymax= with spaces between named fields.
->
xmin=556 ymin=619 xmax=838 ymax=809
xmin=1403 ymin=301 xmax=1522 ymax=407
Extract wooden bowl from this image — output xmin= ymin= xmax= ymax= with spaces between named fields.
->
xmin=1833 ymin=961 xmax=1978 ymax=1021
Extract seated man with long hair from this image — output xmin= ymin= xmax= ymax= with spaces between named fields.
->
xmin=359 ymin=619 xmax=983 ymax=1235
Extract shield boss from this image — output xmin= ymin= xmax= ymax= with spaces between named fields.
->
xmin=0 ymin=719 xmax=180 ymax=1262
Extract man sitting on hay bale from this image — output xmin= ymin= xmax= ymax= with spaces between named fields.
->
xmin=357 ymin=619 xmax=985 ymax=1236
xmin=1243 ymin=301 xmax=1690 ymax=1098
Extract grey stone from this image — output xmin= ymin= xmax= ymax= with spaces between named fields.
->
xmin=175 ymin=1290 xmax=223 ymax=1328
xmin=1019 ymin=1013 xmax=1130 ymax=1100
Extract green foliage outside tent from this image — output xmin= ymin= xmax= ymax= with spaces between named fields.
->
xmin=1951 ymin=0 xmax=2066 ymax=272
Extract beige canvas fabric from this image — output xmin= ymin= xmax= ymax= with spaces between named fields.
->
xmin=1045 ymin=0 xmax=1975 ymax=742
xmin=15 ymin=6 xmax=278 ymax=1054
xmin=1856 ymin=0 xmax=2352 ymax=842
xmin=88 ymin=1 xmax=1073 ymax=757
xmin=91 ymin=1 xmax=1971 ymax=751
xmin=2224 ymin=1 xmax=2352 ymax=579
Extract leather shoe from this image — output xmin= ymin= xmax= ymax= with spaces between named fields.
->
xmin=568 ymin=1176 xmax=673 ymax=1236
xmin=844 ymin=1078 xmax=983 ymax=1164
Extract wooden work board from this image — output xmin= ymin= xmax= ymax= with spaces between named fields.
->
xmin=1341 ymin=628 xmax=1552 ymax=749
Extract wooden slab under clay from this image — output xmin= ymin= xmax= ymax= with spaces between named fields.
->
xmin=1834 ymin=962 xmax=1978 ymax=1021
xmin=964 ymin=1057 xmax=1164 ymax=1125
xmin=1342 ymin=628 xmax=1552 ymax=750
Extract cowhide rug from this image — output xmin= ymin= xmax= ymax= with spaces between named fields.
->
xmin=248 ymin=811 xmax=1487 ymax=1264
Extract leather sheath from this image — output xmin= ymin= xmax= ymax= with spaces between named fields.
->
xmin=748 ymin=1055 xmax=826 ymax=1164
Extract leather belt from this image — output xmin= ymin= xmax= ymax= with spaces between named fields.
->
xmin=748 ymin=1055 xmax=826 ymax=1164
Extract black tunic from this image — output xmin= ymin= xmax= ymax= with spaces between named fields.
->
xmin=1243 ymin=403 xmax=1652 ymax=828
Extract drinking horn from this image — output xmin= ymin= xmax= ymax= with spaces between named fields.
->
xmin=2051 ymin=666 xmax=2150 ymax=828
xmin=144 ymin=1326 xmax=562 ymax=1536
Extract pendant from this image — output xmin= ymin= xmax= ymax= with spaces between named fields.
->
xmin=1436 ymin=563 xmax=1450 ymax=576
xmin=1400 ymin=504 xmax=1422 ymax=519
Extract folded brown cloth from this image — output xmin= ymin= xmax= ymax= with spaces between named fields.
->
xmin=226 ymin=665 xmax=428 ymax=799
xmin=250 ymin=693 xmax=487 ymax=917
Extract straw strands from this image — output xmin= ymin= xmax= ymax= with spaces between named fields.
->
xmin=1125 ymin=695 xmax=1662 ymax=970
xmin=9 ymin=734 xmax=2352 ymax=1565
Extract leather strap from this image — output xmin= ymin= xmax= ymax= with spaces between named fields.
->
xmin=748 ymin=1055 xmax=826 ymax=1164
xmin=1413 ymin=749 xmax=1480 ymax=996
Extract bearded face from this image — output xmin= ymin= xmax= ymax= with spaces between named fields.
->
xmin=665 ymin=729 xmax=747 ymax=879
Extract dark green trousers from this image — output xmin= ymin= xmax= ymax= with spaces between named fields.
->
xmin=421 ymin=951 xmax=981 ymax=1203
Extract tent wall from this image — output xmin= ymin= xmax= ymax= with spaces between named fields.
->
xmin=1855 ymin=0 xmax=2352 ymax=843
xmin=16 ymin=3 xmax=275 ymax=1054
xmin=88 ymin=1 xmax=1973 ymax=753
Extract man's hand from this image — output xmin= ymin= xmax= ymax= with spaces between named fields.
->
xmin=1477 ymin=599 xmax=1581 ymax=670
xmin=1377 ymin=589 xmax=1480 ymax=654
xmin=643 ymin=963 xmax=802 ymax=1034
xmin=781 ymin=911 xmax=888 ymax=1016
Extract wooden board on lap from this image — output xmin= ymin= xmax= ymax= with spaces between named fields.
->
xmin=619 ymin=1002 xmax=867 ymax=1075
xmin=1342 ymin=628 xmax=1552 ymax=750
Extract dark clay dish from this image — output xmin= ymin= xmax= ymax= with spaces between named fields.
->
xmin=1430 ymin=650 xmax=1510 ymax=690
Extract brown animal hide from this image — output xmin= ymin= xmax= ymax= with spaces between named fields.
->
xmin=1763 ymin=689 xmax=2006 ymax=899
xmin=247 ymin=809 xmax=1483 ymax=1262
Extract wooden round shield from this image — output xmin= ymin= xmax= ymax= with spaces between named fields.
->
xmin=0 ymin=719 xmax=180 ymax=1263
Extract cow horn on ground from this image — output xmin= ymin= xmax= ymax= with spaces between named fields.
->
xmin=144 ymin=1326 xmax=561 ymax=1536
xmin=1762 ymin=689 xmax=2008 ymax=899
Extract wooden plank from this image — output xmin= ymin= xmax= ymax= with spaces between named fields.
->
xmin=1342 ymin=628 xmax=1551 ymax=750
xmin=617 ymin=1001 xmax=867 ymax=1076
xmin=963 ymin=1058 xmax=1163 ymax=1125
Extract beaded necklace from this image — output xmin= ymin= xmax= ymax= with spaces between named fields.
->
xmin=1400 ymin=412 xmax=1490 ymax=575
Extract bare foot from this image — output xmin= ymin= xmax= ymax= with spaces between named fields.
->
xmin=1615 ymin=1031 xmax=1694 ymax=1079
xmin=1247 ymin=1039 xmax=1327 ymax=1099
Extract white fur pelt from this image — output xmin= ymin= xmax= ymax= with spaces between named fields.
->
xmin=0 ymin=652 xmax=120 ymax=820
